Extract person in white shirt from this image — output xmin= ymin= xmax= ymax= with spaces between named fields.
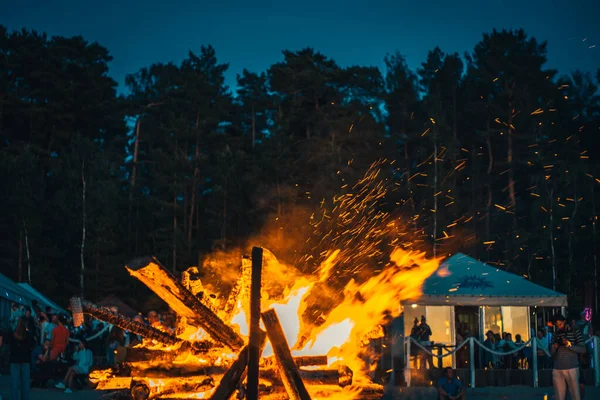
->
xmin=55 ymin=339 xmax=93 ymax=393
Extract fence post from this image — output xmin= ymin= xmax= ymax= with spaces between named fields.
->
xmin=469 ymin=337 xmax=476 ymax=388
xmin=594 ymin=336 xmax=600 ymax=388
xmin=405 ymin=337 xmax=412 ymax=387
xmin=532 ymin=337 xmax=538 ymax=388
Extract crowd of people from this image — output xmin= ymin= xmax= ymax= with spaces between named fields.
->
xmin=1 ymin=302 xmax=178 ymax=400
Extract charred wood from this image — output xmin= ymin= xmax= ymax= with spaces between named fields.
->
xmin=211 ymin=330 xmax=267 ymax=400
xmin=125 ymin=257 xmax=245 ymax=351
xmin=261 ymin=308 xmax=312 ymax=400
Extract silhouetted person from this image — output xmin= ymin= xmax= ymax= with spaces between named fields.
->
xmin=9 ymin=317 xmax=35 ymax=400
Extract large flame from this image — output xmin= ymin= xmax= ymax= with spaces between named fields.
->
xmin=228 ymin=246 xmax=440 ymax=382
xmin=91 ymin=160 xmax=443 ymax=398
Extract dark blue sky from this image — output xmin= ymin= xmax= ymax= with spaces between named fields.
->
xmin=3 ymin=0 xmax=599 ymax=93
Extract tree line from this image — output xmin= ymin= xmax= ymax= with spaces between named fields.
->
xmin=0 ymin=25 xmax=598 ymax=312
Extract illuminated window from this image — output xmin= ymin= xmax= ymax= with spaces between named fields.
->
xmin=501 ymin=306 xmax=530 ymax=341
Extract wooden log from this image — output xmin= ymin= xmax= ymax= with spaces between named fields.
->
xmin=211 ymin=330 xmax=267 ymax=400
xmin=260 ymin=366 xmax=353 ymax=387
xmin=71 ymin=297 xmax=201 ymax=349
xmin=262 ymin=355 xmax=328 ymax=369
xmin=128 ymin=365 xmax=227 ymax=378
xmin=221 ymin=255 xmax=252 ymax=322
xmin=261 ymin=308 xmax=312 ymax=400
xmin=125 ymin=257 xmax=245 ymax=351
xmin=246 ymin=247 xmax=263 ymax=400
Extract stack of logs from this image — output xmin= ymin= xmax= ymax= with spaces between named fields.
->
xmin=79 ymin=247 xmax=374 ymax=400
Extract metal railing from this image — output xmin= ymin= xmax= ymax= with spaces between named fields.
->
xmin=404 ymin=335 xmax=600 ymax=388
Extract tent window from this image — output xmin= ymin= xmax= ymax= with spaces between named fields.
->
xmin=483 ymin=306 xmax=503 ymax=337
xmin=427 ymin=306 xmax=452 ymax=345
xmin=501 ymin=306 xmax=530 ymax=341
xmin=404 ymin=305 xmax=426 ymax=338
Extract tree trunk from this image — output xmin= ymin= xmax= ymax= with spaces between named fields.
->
xmin=567 ymin=184 xmax=578 ymax=296
xmin=23 ymin=219 xmax=31 ymax=284
xmin=128 ymin=117 xmax=141 ymax=254
xmin=222 ymin=178 xmax=227 ymax=249
xmin=18 ymin=229 xmax=22 ymax=282
xmin=433 ymin=127 xmax=438 ymax=258
xmin=173 ymin=173 xmax=177 ymax=274
xmin=80 ymin=159 xmax=86 ymax=296
xmin=593 ymin=186 xmax=598 ymax=315
xmin=549 ymin=188 xmax=556 ymax=291
xmin=188 ymin=112 xmax=201 ymax=248
xmin=251 ymin=102 xmax=256 ymax=148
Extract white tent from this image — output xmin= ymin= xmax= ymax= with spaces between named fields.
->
xmin=17 ymin=283 xmax=68 ymax=315
xmin=412 ymin=253 xmax=567 ymax=307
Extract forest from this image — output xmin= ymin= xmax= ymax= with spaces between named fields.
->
xmin=0 ymin=25 xmax=598 ymax=312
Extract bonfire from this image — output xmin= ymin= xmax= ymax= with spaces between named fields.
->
xmin=77 ymin=161 xmax=442 ymax=400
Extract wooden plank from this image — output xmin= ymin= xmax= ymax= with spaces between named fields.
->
xmin=125 ymin=257 xmax=244 ymax=351
xmin=261 ymin=308 xmax=312 ymax=400
xmin=246 ymin=247 xmax=263 ymax=400
xmin=212 ymin=330 xmax=267 ymax=400
xmin=262 ymin=355 xmax=328 ymax=368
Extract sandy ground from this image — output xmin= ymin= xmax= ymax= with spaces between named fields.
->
xmin=1 ymin=373 xmax=600 ymax=399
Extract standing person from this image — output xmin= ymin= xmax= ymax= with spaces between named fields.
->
xmin=482 ymin=330 xmax=496 ymax=368
xmin=48 ymin=315 xmax=69 ymax=361
xmin=55 ymin=339 xmax=93 ymax=393
xmin=535 ymin=328 xmax=550 ymax=370
xmin=10 ymin=304 xmax=24 ymax=332
xmin=42 ymin=315 xmax=56 ymax=344
xmin=22 ymin=308 xmax=36 ymax=342
xmin=419 ymin=315 xmax=433 ymax=369
xmin=8 ymin=318 xmax=35 ymax=400
xmin=551 ymin=315 xmax=586 ymax=400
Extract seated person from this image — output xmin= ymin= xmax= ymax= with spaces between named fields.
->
xmin=437 ymin=367 xmax=466 ymax=400
xmin=55 ymin=339 xmax=93 ymax=393
xmin=31 ymin=339 xmax=51 ymax=372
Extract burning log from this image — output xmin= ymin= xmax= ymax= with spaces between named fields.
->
xmin=261 ymin=308 xmax=312 ymax=400
xmin=247 ymin=247 xmax=264 ymax=400
xmin=211 ymin=330 xmax=267 ymax=400
xmin=221 ymin=255 xmax=252 ymax=322
xmin=261 ymin=366 xmax=352 ymax=387
xmin=125 ymin=257 xmax=245 ymax=351
xmin=70 ymin=297 xmax=210 ymax=353
xmin=262 ymin=355 xmax=328 ymax=369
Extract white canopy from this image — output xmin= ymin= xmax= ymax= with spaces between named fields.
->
xmin=17 ymin=283 xmax=68 ymax=315
xmin=411 ymin=253 xmax=567 ymax=307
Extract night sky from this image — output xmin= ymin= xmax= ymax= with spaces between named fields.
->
xmin=2 ymin=0 xmax=599 ymax=93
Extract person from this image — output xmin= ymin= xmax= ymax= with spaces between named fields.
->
xmin=55 ymin=339 xmax=93 ymax=393
xmin=482 ymin=330 xmax=496 ymax=368
xmin=418 ymin=315 xmax=433 ymax=369
xmin=10 ymin=304 xmax=24 ymax=332
xmin=147 ymin=310 xmax=161 ymax=328
xmin=128 ymin=315 xmax=145 ymax=347
xmin=48 ymin=315 xmax=69 ymax=361
xmin=535 ymin=328 xmax=550 ymax=370
xmin=9 ymin=317 xmax=35 ymax=400
xmin=42 ymin=314 xmax=57 ymax=344
xmin=22 ymin=308 xmax=36 ymax=342
xmin=437 ymin=367 xmax=466 ymax=400
xmin=551 ymin=314 xmax=586 ymax=400
xmin=30 ymin=340 xmax=50 ymax=373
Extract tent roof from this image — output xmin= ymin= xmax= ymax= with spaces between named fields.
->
xmin=96 ymin=294 xmax=138 ymax=317
xmin=413 ymin=253 xmax=567 ymax=307
xmin=17 ymin=283 xmax=68 ymax=315
xmin=0 ymin=273 xmax=33 ymax=306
